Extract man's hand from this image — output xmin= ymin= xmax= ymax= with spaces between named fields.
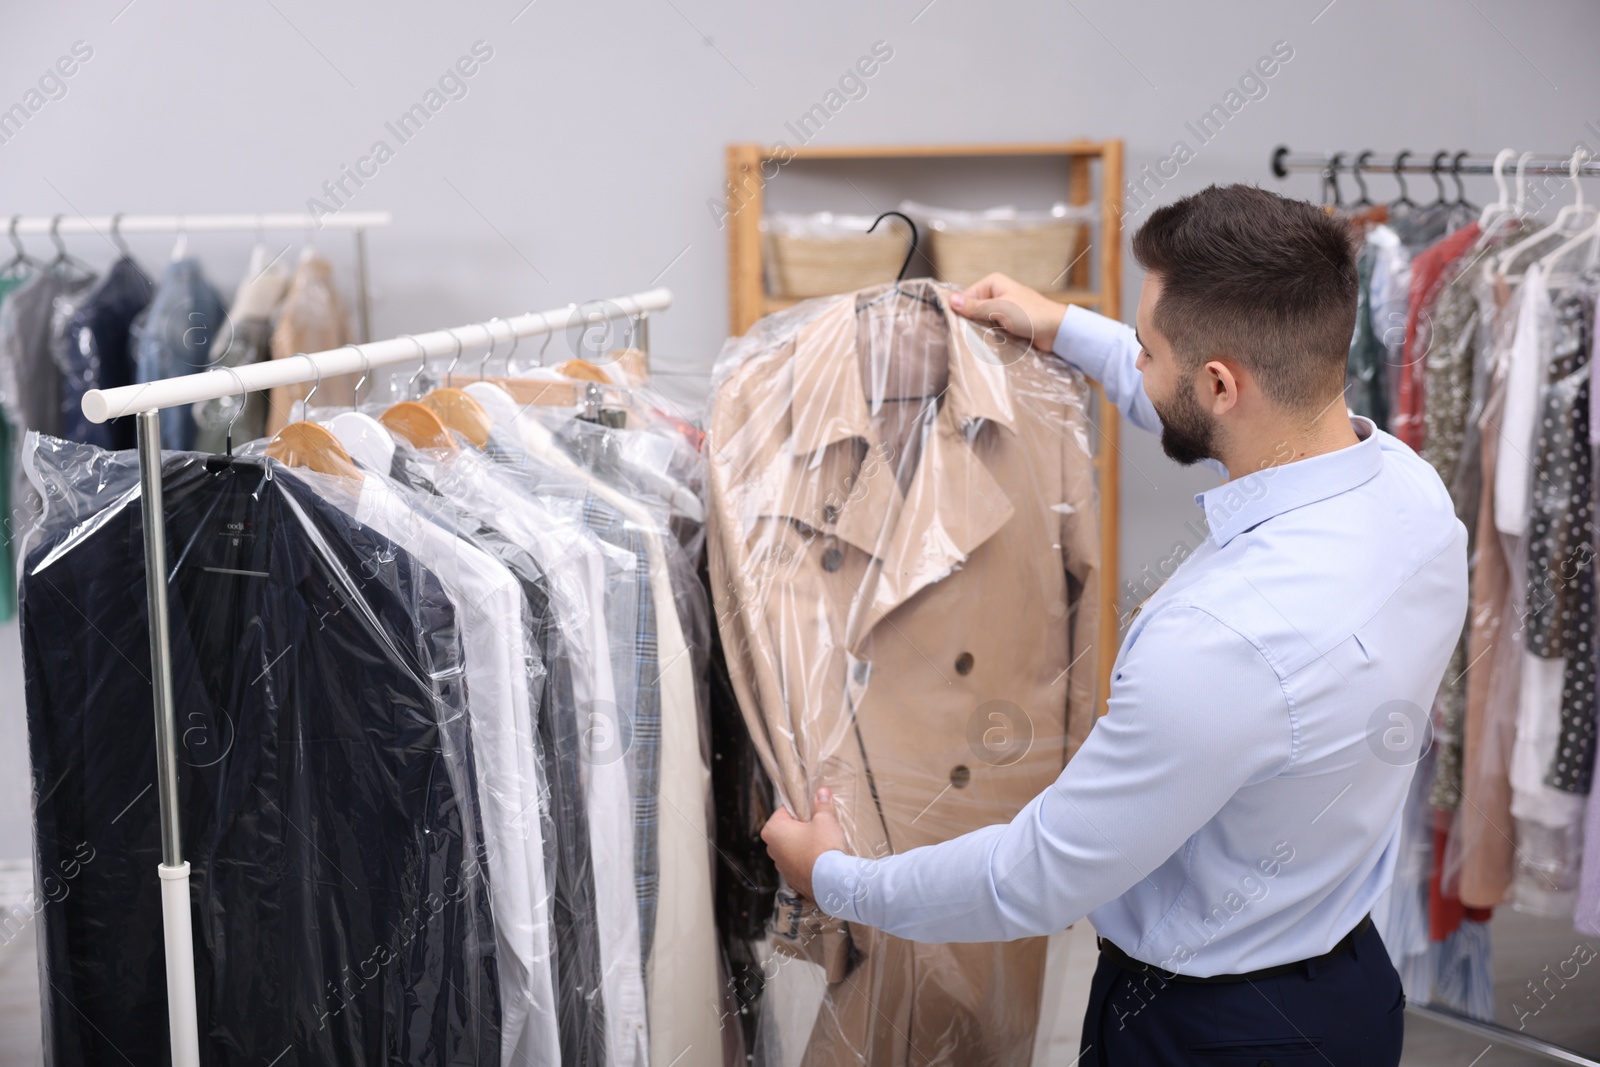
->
xmin=948 ymin=272 xmax=1068 ymax=352
xmin=761 ymin=786 xmax=848 ymax=902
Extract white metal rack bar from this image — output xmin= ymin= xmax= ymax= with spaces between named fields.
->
xmin=1271 ymin=146 xmax=1600 ymax=178
xmin=79 ymin=286 xmax=670 ymax=1067
xmin=83 ymin=287 xmax=671 ymax=421
xmin=6 ymin=210 xmax=391 ymax=340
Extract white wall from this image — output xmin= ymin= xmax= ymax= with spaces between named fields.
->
xmin=2 ymin=0 xmax=1599 ymax=852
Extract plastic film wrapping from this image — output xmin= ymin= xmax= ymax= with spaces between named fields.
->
xmin=705 ymin=280 xmax=1100 ymax=1066
xmin=20 ymin=435 xmax=499 ymax=1065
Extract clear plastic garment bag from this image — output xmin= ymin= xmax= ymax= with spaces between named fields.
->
xmin=706 ymin=279 xmax=1101 ymax=1067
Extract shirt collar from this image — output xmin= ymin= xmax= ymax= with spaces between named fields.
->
xmin=788 ymin=281 xmax=1019 ymax=455
xmin=1195 ymin=416 xmax=1383 ymax=549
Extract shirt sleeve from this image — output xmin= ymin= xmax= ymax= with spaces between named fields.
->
xmin=1051 ymin=304 xmax=1163 ymax=435
xmin=811 ymin=604 xmax=1293 ymax=944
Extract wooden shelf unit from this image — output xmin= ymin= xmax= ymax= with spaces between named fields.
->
xmin=724 ymin=140 xmax=1124 ymax=717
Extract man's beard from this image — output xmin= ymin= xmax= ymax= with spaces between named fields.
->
xmin=1152 ymin=380 xmax=1218 ymax=466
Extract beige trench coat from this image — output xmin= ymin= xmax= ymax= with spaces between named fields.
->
xmin=706 ymin=283 xmax=1100 ymax=1066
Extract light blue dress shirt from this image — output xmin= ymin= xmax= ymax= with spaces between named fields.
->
xmin=810 ymin=304 xmax=1469 ymax=977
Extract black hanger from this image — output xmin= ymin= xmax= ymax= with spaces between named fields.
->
xmin=1450 ymin=150 xmax=1475 ymax=210
xmin=46 ymin=215 xmax=94 ymax=276
xmin=1351 ymin=151 xmax=1375 ymax=208
xmin=1323 ymin=153 xmax=1346 ymax=208
xmin=0 ymin=217 xmax=40 ymax=278
xmin=1427 ymin=151 xmax=1450 ymax=207
xmin=856 ymin=210 xmax=941 ymax=311
xmin=1390 ymin=150 xmax=1417 ymax=209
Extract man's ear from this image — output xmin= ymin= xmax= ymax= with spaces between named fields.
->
xmin=1204 ymin=359 xmax=1242 ymax=414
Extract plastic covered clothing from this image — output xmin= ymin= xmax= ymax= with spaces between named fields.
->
xmin=705 ymin=280 xmax=1099 ymax=1066
xmin=132 ymin=257 xmax=226 ymax=449
xmin=193 ymin=251 xmax=291 ymax=453
xmin=55 ymin=255 xmax=152 ymax=449
xmin=20 ymin=435 xmax=499 ymax=1065
xmin=386 ymin=434 xmax=653 ymax=1066
xmin=464 ymin=386 xmax=725 ymax=1067
xmin=309 ymin=464 xmax=558 ymax=1067
xmin=266 ymin=253 xmax=354 ymax=436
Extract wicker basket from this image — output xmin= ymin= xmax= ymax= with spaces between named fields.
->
xmin=929 ymin=218 xmax=1086 ymax=292
xmin=764 ymin=218 xmax=911 ymax=299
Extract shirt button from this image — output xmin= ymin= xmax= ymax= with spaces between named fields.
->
xmin=954 ymin=652 xmax=974 ymax=675
xmin=949 ymin=764 xmax=971 ymax=789
xmin=822 ymin=504 xmax=839 ymax=524
xmin=822 ymin=546 xmax=844 ymax=572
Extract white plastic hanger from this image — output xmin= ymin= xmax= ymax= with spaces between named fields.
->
xmin=325 ymin=345 xmax=396 ymax=472
xmin=1477 ymin=148 xmax=1516 ymax=232
xmin=1497 ymin=150 xmax=1598 ymax=278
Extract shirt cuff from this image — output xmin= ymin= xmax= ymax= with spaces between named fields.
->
xmin=1052 ymin=303 xmax=1134 ymax=381
xmin=811 ymin=849 xmax=871 ymax=925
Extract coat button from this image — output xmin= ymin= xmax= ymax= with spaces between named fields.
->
xmin=821 ymin=546 xmax=844 ymax=572
xmin=853 ymin=660 xmax=869 ymax=684
xmin=822 ymin=504 xmax=839 ymax=524
xmin=954 ymin=652 xmax=974 ymax=675
xmin=950 ymin=764 xmax=971 ymax=788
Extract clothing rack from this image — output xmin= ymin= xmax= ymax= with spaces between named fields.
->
xmin=78 ymin=284 xmax=672 ymax=1067
xmin=1271 ymin=150 xmax=1600 ymax=1067
xmin=1271 ymin=146 xmax=1600 ymax=179
xmin=4 ymin=210 xmax=391 ymax=341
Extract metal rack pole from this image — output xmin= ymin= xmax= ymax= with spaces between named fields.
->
xmin=135 ymin=411 xmax=200 ymax=1067
xmin=1271 ymin=145 xmax=1600 ymax=178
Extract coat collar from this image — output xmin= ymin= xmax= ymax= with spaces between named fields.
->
xmin=1195 ymin=415 xmax=1384 ymax=549
xmin=766 ymin=282 xmax=1025 ymax=646
xmin=788 ymin=281 xmax=1020 ymax=456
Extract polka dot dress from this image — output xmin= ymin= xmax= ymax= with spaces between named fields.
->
xmin=1525 ymin=286 xmax=1597 ymax=795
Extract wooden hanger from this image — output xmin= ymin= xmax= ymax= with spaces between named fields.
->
xmin=554 ymin=358 xmax=611 ymax=384
xmin=381 ymin=401 xmax=458 ymax=450
xmin=265 ymin=421 xmax=363 ymax=479
xmin=420 ymin=387 xmax=492 ymax=448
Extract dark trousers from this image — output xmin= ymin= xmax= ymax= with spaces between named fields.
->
xmin=1080 ymin=919 xmax=1405 ymax=1065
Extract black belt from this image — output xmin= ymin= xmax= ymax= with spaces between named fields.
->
xmin=1096 ymin=913 xmax=1373 ymax=985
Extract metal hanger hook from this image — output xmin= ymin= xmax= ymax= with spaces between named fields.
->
xmin=499 ymin=317 xmax=523 ymax=374
xmin=478 ymin=319 xmax=501 ymax=379
xmin=1570 ymin=148 xmax=1588 ymax=212
xmin=342 ymin=344 xmax=370 ymax=410
xmin=220 ymin=364 xmax=248 ymax=458
xmin=298 ymin=353 xmax=323 ymax=417
xmin=7 ymin=216 xmax=24 ymax=260
xmin=443 ymin=327 xmax=464 ymax=387
xmin=404 ymin=335 xmax=429 ymax=392
xmin=49 ymin=214 xmax=67 ymax=260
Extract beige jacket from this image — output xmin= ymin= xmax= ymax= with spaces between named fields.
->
xmin=266 ymin=253 xmax=355 ymax=434
xmin=706 ymin=282 xmax=1099 ymax=1066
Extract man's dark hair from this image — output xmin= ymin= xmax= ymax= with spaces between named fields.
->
xmin=1131 ymin=184 xmax=1358 ymax=412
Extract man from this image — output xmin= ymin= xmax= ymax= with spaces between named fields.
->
xmin=761 ymin=184 xmax=1467 ymax=1064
